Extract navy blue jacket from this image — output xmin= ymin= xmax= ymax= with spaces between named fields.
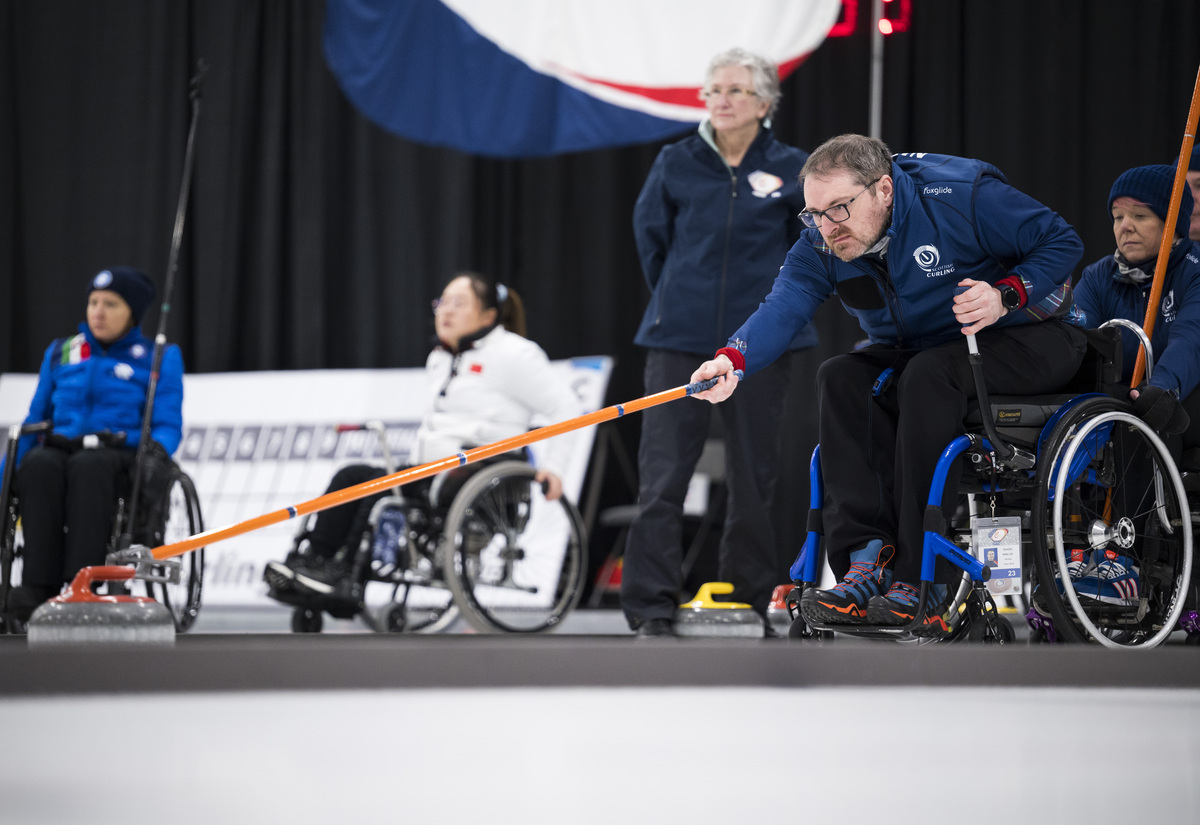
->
xmin=729 ymin=153 xmax=1084 ymax=374
xmin=11 ymin=323 xmax=184 ymax=467
xmin=633 ymin=124 xmax=818 ymax=355
xmin=1073 ymin=240 xmax=1200 ymax=397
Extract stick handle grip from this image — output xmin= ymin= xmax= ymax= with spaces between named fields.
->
xmin=685 ymin=369 xmax=744 ymax=395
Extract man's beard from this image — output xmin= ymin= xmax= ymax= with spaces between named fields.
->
xmin=828 ymin=213 xmax=890 ymax=262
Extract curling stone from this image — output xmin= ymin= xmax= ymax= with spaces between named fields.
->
xmin=673 ymin=581 xmax=765 ymax=638
xmin=27 ymin=565 xmax=174 ymax=648
xmin=765 ymin=583 xmax=798 ymax=636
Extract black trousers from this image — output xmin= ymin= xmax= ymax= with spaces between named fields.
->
xmin=816 ymin=321 xmax=1087 ymax=585
xmin=15 ymin=445 xmax=135 ymax=589
xmin=305 ymin=464 xmax=391 ymax=559
xmin=621 ymin=348 xmax=792 ymax=624
xmin=1182 ymin=386 xmax=1200 ymax=453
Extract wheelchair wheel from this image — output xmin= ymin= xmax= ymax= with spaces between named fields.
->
xmin=1031 ymin=397 xmax=1192 ymax=648
xmin=441 ymin=461 xmax=586 ymax=633
xmin=146 ymin=468 xmax=205 ymax=633
xmin=371 ymin=584 xmax=458 ymax=634
xmin=292 ymin=606 xmax=323 ymax=633
xmin=0 ymin=496 xmax=24 ymax=634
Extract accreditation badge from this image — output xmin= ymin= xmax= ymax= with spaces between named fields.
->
xmin=971 ymin=515 xmax=1022 ymax=596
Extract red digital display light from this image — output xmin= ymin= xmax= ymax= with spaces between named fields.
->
xmin=879 ymin=0 xmax=911 ymax=34
xmin=829 ymin=0 xmax=911 ymax=37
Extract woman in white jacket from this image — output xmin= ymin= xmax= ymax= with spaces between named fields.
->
xmin=264 ymin=272 xmax=582 ymax=607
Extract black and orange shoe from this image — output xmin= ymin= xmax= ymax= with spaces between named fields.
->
xmin=799 ymin=540 xmax=895 ymax=625
xmin=867 ymin=581 xmax=952 ymax=635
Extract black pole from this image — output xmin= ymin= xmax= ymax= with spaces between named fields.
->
xmin=120 ymin=59 xmax=208 ymax=550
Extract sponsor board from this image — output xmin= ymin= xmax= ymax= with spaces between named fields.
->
xmin=0 ymin=358 xmax=612 ymax=606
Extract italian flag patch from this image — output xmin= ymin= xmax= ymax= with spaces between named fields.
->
xmin=60 ymin=334 xmax=90 ymax=366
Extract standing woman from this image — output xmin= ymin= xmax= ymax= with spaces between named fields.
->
xmin=622 ymin=48 xmax=817 ymax=637
xmin=6 ymin=267 xmax=184 ymax=620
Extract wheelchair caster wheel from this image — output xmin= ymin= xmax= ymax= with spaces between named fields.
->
xmin=378 ymin=604 xmax=407 ymax=633
xmin=787 ymin=616 xmax=833 ymax=642
xmin=0 ymin=613 xmax=26 ymax=636
xmin=291 ymin=607 xmax=323 ymax=634
xmin=968 ymin=614 xmax=1014 ymax=644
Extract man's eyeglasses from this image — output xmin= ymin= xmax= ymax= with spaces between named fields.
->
xmin=431 ymin=297 xmax=472 ymax=314
xmin=700 ymin=86 xmax=758 ymax=102
xmin=799 ymin=178 xmax=882 ymax=228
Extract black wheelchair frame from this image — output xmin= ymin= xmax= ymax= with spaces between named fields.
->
xmin=785 ymin=324 xmax=1196 ymax=649
xmin=0 ymin=421 xmax=205 ymax=634
xmin=280 ymin=423 xmax=588 ymax=635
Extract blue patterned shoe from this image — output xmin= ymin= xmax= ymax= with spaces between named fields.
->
xmin=799 ymin=540 xmax=895 ymax=625
xmin=1056 ymin=548 xmax=1095 ymax=594
xmin=1074 ymin=550 xmax=1139 ymax=605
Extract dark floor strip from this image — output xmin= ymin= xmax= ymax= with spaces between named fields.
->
xmin=0 ymin=635 xmax=1197 ymax=695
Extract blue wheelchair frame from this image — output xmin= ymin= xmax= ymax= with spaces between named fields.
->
xmin=788 ymin=439 xmax=994 ymax=640
xmin=784 ymin=331 xmax=1122 ymax=644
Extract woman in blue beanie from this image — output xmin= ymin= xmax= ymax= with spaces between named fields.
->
xmin=1071 ymin=164 xmax=1200 ymax=605
xmin=3 ymin=266 xmax=185 ymax=622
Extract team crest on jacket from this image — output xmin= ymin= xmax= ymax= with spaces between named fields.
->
xmin=747 ymin=171 xmax=784 ymax=198
xmin=912 ymin=244 xmax=955 ymax=278
xmin=1162 ymin=288 xmax=1176 ymax=323
xmin=114 ymin=363 xmax=134 ymax=381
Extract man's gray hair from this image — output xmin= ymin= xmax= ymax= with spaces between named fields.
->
xmin=801 ymin=134 xmax=893 ymax=186
xmin=705 ymin=48 xmax=781 ymax=120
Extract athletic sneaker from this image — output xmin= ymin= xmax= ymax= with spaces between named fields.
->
xmin=291 ymin=554 xmax=353 ymax=596
xmin=1025 ymin=548 xmax=1094 ymax=621
xmin=263 ymin=549 xmax=319 ymax=596
xmin=800 ymin=540 xmax=895 ymax=625
xmin=866 ymin=581 xmax=949 ymax=627
xmin=1074 ymin=550 xmax=1140 ymax=605
xmin=1056 ymin=548 xmax=1095 ymax=594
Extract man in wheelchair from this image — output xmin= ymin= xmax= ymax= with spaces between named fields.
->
xmin=691 ymin=134 xmax=1090 ymax=637
xmin=1 ymin=267 xmax=184 ymax=623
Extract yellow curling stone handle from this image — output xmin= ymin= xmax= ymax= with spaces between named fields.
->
xmin=678 ymin=582 xmax=753 ymax=610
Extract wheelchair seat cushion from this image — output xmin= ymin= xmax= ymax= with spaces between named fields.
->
xmin=964 ymin=394 xmax=1079 ymax=429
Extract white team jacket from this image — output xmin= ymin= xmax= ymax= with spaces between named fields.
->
xmin=414 ymin=325 xmax=583 ymax=476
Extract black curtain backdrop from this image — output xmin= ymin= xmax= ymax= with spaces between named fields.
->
xmin=4 ymin=0 xmax=1199 ymax=584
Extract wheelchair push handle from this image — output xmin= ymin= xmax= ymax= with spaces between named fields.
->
xmin=963 ymin=333 xmax=1034 ymax=471
xmin=335 ymin=421 xmax=396 ymax=473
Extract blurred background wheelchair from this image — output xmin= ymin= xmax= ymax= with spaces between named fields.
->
xmin=0 ymin=421 xmax=205 ymax=634
xmin=275 ymin=422 xmax=587 ymax=635
xmin=788 ymin=324 xmax=1196 ymax=649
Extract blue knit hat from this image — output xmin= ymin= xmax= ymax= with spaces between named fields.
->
xmin=1108 ymin=164 xmax=1194 ymax=240
xmin=88 ymin=266 xmax=156 ymax=325
xmin=1190 ymin=144 xmax=1200 ymax=172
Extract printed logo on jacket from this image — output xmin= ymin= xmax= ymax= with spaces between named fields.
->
xmin=912 ymin=244 xmax=956 ymax=279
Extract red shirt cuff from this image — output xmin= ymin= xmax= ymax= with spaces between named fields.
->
xmin=996 ymin=276 xmax=1027 ymax=308
xmin=715 ymin=347 xmax=745 ymax=373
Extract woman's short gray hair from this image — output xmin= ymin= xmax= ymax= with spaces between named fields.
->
xmin=705 ymin=47 xmax=781 ymax=120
